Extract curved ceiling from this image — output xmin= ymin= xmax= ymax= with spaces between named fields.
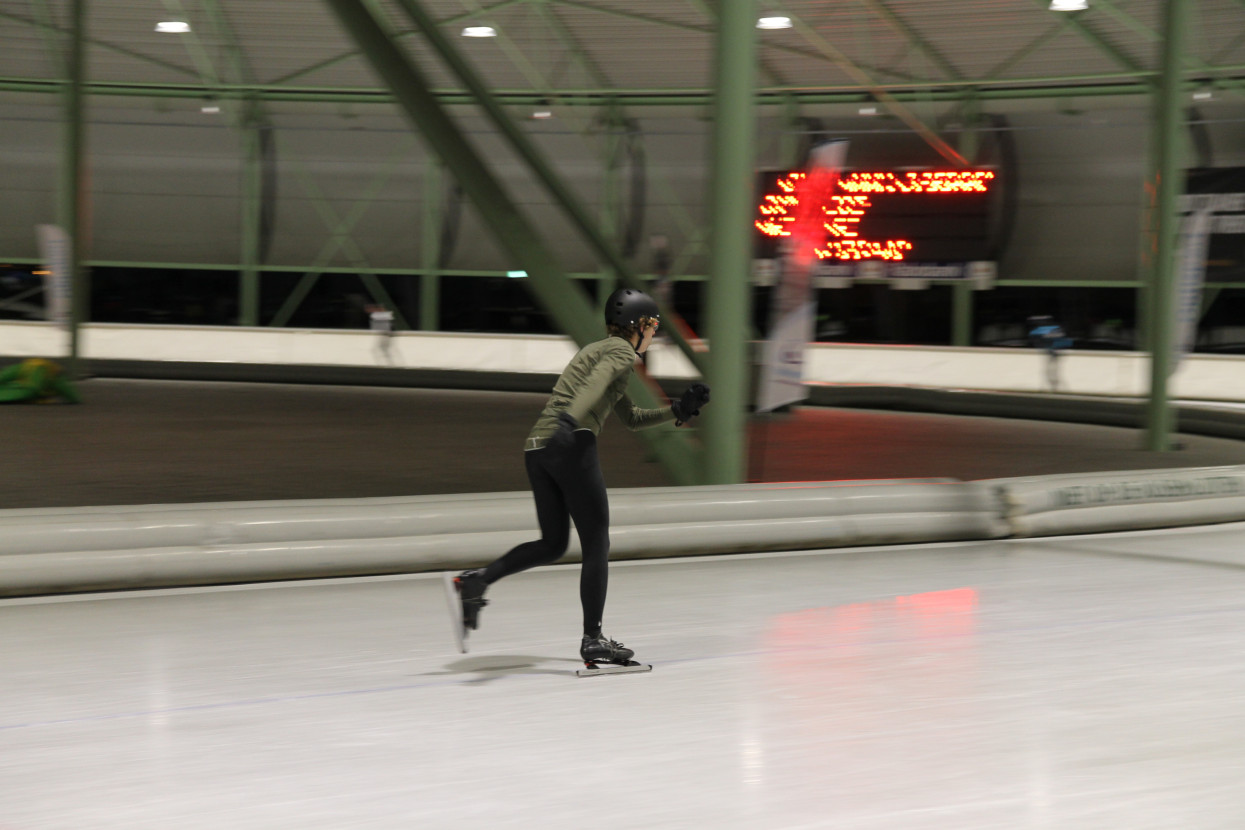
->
xmin=1 ymin=0 xmax=1243 ymax=107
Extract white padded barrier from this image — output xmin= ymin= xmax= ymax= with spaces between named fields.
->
xmin=8 ymin=468 xmax=1245 ymax=597
xmin=991 ymin=465 xmax=1245 ymax=537
xmin=0 ymin=480 xmax=998 ymax=596
xmin=4 ymin=321 xmax=1245 ymax=398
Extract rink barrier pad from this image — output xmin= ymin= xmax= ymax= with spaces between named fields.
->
xmin=3 ymin=467 xmax=1245 ymax=596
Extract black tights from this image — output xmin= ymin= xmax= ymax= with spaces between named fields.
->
xmin=481 ymin=432 xmax=610 ymax=636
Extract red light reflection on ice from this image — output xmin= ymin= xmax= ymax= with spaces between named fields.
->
xmin=764 ymin=588 xmax=979 ymax=720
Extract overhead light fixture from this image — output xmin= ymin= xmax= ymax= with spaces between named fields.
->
xmin=201 ymin=104 xmax=221 ymax=114
xmin=506 ymin=270 xmax=528 ymax=279
xmin=1192 ymin=85 xmax=1213 ymax=101
xmin=155 ymin=21 xmax=191 ymax=33
xmin=859 ymin=105 xmax=878 ymax=116
xmin=757 ymin=16 xmax=793 ymax=29
xmin=532 ymin=110 xmax=553 ymax=120
xmin=1049 ymin=0 xmax=1088 ymax=10
xmin=462 ymin=25 xmax=496 ymax=37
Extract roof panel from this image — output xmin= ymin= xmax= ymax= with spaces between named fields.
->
xmin=1 ymin=0 xmax=1241 ymax=99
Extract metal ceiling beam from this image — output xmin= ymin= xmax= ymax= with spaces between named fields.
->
xmin=0 ymin=8 xmax=200 ymax=79
xmin=269 ymin=140 xmax=419 ymax=328
xmin=320 ymin=0 xmax=705 ymax=483
xmin=550 ymin=0 xmax=918 ymax=84
xmin=686 ymin=0 xmax=791 ymax=87
xmin=1090 ymin=0 xmax=1245 ymax=97
xmin=15 ymin=73 xmax=1230 ymax=103
xmin=160 ymin=0 xmax=221 ymax=89
xmin=533 ymin=0 xmax=723 ymax=288
xmin=389 ymin=0 xmax=709 ymax=374
xmin=270 ymin=0 xmax=534 ymax=85
xmin=1212 ymin=28 xmax=1245 ymax=64
xmin=26 ymin=0 xmax=67 ymax=76
xmin=455 ymin=0 xmax=556 ymax=100
xmin=786 ymin=13 xmax=968 ymax=166
xmin=1033 ymin=0 xmax=1147 ymax=76
xmin=853 ymin=0 xmax=963 ymax=81
xmin=535 ymin=0 xmax=611 ymax=89
xmin=982 ymin=19 xmax=1072 ymax=81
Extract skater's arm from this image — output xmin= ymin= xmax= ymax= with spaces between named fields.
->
xmin=615 ymin=382 xmax=710 ymax=430
xmin=613 ymin=395 xmax=678 ymax=430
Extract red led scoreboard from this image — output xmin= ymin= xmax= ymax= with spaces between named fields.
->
xmin=754 ymin=169 xmax=996 ymax=264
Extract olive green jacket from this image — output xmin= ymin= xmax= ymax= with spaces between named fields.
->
xmin=525 ymin=335 xmax=675 ymax=450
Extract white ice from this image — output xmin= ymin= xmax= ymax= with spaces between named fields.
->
xmin=4 ymin=523 xmax=1245 ymax=829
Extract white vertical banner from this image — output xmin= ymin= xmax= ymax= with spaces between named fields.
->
xmin=35 ymin=224 xmax=73 ymax=329
xmin=756 ymin=140 xmax=848 ymax=413
xmin=1172 ymin=207 xmax=1212 ymax=372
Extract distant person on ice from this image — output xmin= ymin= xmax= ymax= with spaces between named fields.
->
xmin=0 ymin=358 xmax=80 ymax=404
xmin=447 ymin=288 xmax=710 ymax=671
xmin=1027 ymin=315 xmax=1072 ymax=392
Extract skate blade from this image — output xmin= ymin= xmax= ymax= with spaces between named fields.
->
xmin=574 ymin=662 xmax=652 ymax=678
xmin=441 ymin=572 xmax=467 ymax=654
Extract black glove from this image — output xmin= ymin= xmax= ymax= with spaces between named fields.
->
xmin=546 ymin=412 xmax=579 ymax=452
xmin=671 ymin=382 xmax=711 ymax=424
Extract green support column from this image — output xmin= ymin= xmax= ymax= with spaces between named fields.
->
xmin=420 ymin=157 xmax=441 ymax=331
xmin=952 ymin=281 xmax=973 ymax=346
xmin=1145 ymin=0 xmax=1190 ymax=452
xmin=1135 ymin=122 xmax=1160 ymax=354
xmin=597 ymin=107 xmax=622 ymax=307
xmin=63 ymin=0 xmax=87 ymax=377
xmin=702 ymin=0 xmax=757 ymax=485
xmin=239 ymin=107 xmax=262 ymax=327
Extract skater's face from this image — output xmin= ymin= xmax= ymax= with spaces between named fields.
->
xmin=636 ymin=317 xmax=659 ymax=354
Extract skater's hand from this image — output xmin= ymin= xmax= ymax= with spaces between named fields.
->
xmin=672 ymin=383 xmax=710 ymax=424
xmin=546 ymin=412 xmax=579 ymax=452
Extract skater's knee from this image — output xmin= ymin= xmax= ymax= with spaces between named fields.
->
xmin=580 ymin=533 xmax=609 ymax=563
xmin=537 ymin=537 xmax=570 ymax=564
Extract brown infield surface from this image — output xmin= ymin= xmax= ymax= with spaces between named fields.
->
xmin=6 ymin=378 xmax=1245 ymax=510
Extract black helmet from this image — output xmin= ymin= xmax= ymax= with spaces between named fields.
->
xmin=604 ymin=288 xmax=659 ymax=328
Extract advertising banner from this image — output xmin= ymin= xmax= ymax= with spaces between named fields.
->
xmin=756 ymin=140 xmax=848 ymax=413
xmin=1172 ymin=207 xmax=1212 ymax=370
xmin=35 ymin=224 xmax=72 ymax=329
xmin=1183 ymin=168 xmax=1245 ymax=283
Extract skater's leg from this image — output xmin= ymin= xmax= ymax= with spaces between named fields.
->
xmin=555 ymin=434 xmax=611 ymax=636
xmin=481 ymin=450 xmax=571 ymax=583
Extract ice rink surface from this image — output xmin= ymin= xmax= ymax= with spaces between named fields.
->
xmin=5 ymin=523 xmax=1245 ymax=830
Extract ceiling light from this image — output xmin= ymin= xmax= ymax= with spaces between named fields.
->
xmin=201 ymin=104 xmax=221 ymax=114
xmin=1192 ymin=86 xmax=1213 ymax=101
xmin=1049 ymin=0 xmax=1087 ymax=10
xmin=462 ymin=25 xmax=496 ymax=37
xmin=532 ymin=110 xmax=553 ymax=120
xmin=859 ymin=105 xmax=878 ymax=116
xmin=155 ymin=21 xmax=191 ymax=33
xmin=757 ymin=16 xmax=793 ymax=29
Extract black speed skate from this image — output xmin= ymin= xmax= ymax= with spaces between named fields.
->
xmin=442 ymin=569 xmax=488 ymax=653
xmin=575 ymin=634 xmax=652 ymax=678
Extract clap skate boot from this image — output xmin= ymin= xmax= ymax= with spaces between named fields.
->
xmin=575 ymin=634 xmax=652 ymax=677
xmin=441 ymin=569 xmax=488 ymax=653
